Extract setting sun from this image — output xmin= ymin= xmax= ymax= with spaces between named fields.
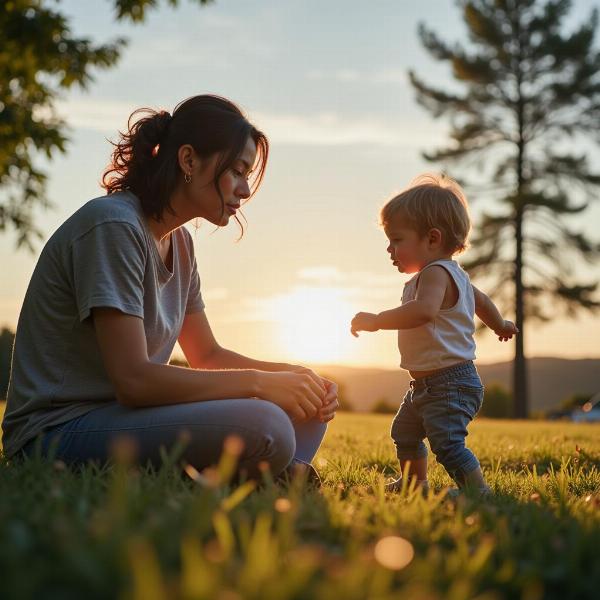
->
xmin=267 ymin=286 xmax=356 ymax=364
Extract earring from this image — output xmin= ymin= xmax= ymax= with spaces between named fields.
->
xmin=184 ymin=172 xmax=192 ymax=184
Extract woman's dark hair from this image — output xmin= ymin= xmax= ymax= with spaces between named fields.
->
xmin=101 ymin=95 xmax=269 ymax=231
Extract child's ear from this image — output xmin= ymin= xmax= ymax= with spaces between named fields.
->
xmin=428 ymin=228 xmax=442 ymax=247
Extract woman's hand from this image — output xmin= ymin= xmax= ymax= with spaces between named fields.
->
xmin=256 ymin=370 xmax=325 ymax=422
xmin=278 ymin=365 xmax=339 ymax=423
xmin=318 ymin=378 xmax=339 ymax=423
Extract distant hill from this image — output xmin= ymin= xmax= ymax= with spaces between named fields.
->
xmin=314 ymin=358 xmax=600 ymax=413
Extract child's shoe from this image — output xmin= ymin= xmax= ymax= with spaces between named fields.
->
xmin=384 ymin=477 xmax=403 ymax=493
xmin=385 ymin=477 xmax=429 ymax=497
xmin=445 ymin=486 xmax=492 ymax=500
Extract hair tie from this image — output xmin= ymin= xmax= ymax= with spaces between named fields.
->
xmin=152 ymin=111 xmax=172 ymax=157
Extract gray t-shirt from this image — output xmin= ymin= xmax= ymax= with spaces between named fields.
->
xmin=2 ymin=191 xmax=204 ymax=457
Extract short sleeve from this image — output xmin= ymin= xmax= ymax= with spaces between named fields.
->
xmin=71 ymin=222 xmax=147 ymax=322
xmin=185 ymin=251 xmax=205 ymax=314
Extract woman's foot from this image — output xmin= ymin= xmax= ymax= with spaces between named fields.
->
xmin=278 ymin=460 xmax=322 ymax=488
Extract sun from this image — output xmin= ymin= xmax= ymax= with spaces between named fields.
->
xmin=268 ymin=286 xmax=355 ymax=364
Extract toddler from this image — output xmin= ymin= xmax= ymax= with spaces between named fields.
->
xmin=351 ymin=174 xmax=518 ymax=495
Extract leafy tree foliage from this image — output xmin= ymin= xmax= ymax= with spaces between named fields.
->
xmin=410 ymin=0 xmax=600 ymax=417
xmin=0 ymin=0 xmax=212 ymax=249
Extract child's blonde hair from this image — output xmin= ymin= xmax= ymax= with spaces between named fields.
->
xmin=380 ymin=173 xmax=471 ymax=254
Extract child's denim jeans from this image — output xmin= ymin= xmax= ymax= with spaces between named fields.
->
xmin=390 ymin=361 xmax=484 ymax=484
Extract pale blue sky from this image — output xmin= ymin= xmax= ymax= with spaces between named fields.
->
xmin=1 ymin=0 xmax=599 ymax=367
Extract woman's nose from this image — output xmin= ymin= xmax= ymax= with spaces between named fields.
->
xmin=238 ymin=179 xmax=251 ymax=199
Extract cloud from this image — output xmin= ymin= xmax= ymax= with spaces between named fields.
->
xmin=252 ymin=111 xmax=429 ymax=147
xmin=297 ymin=265 xmax=401 ymax=290
xmin=307 ymin=67 xmax=408 ymax=86
xmin=297 ymin=266 xmax=347 ymax=284
xmin=211 ymin=265 xmax=403 ymax=324
xmin=55 ymin=98 xmax=138 ymax=134
xmin=54 ymin=100 xmax=444 ymax=148
xmin=202 ymin=287 xmax=229 ymax=301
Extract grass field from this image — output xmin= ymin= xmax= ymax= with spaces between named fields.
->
xmin=1 ymin=411 xmax=599 ymax=599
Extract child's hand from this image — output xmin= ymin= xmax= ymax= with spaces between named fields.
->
xmin=350 ymin=312 xmax=379 ymax=337
xmin=495 ymin=320 xmax=519 ymax=341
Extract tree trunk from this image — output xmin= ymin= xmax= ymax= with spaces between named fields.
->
xmin=514 ymin=84 xmax=529 ymax=417
xmin=513 ymin=203 xmax=528 ymax=418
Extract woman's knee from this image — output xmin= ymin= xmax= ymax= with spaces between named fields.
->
xmin=239 ymin=400 xmax=296 ymax=475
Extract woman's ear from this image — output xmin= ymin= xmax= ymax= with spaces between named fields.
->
xmin=177 ymin=144 xmax=196 ymax=175
xmin=428 ymin=228 xmax=443 ymax=247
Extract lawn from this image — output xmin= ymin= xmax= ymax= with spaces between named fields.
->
xmin=1 ymin=410 xmax=599 ymax=599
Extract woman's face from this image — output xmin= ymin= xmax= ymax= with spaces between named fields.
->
xmin=187 ymin=136 xmax=257 ymax=226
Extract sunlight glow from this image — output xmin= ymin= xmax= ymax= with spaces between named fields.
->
xmin=268 ymin=286 xmax=356 ymax=364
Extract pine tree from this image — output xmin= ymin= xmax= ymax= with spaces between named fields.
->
xmin=0 ymin=0 xmax=212 ymax=249
xmin=410 ymin=0 xmax=600 ymax=417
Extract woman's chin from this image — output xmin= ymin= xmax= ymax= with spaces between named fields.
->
xmin=203 ymin=213 xmax=230 ymax=227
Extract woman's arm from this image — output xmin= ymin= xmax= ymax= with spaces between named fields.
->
xmin=92 ymin=308 xmax=326 ymax=421
xmin=178 ymin=311 xmax=339 ymax=422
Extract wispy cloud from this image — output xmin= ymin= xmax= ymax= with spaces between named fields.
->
xmin=202 ymin=287 xmax=229 ymax=302
xmin=211 ymin=265 xmax=403 ymax=324
xmin=307 ymin=67 xmax=408 ymax=86
xmin=54 ymin=98 xmax=444 ymax=148
xmin=252 ymin=111 xmax=438 ymax=147
xmin=55 ymin=98 xmax=138 ymax=134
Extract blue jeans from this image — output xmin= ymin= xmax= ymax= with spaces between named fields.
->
xmin=23 ymin=399 xmax=327 ymax=478
xmin=390 ymin=361 xmax=484 ymax=483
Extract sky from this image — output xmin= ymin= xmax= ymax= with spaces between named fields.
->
xmin=1 ymin=0 xmax=599 ymax=368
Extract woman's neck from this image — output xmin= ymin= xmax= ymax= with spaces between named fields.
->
xmin=145 ymin=192 xmax=192 ymax=243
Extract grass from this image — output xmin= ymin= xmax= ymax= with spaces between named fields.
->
xmin=1 ymin=412 xmax=599 ymax=600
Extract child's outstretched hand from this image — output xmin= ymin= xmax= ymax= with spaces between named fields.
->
xmin=351 ymin=312 xmax=379 ymax=337
xmin=494 ymin=320 xmax=519 ymax=342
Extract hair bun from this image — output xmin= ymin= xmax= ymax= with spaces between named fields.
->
xmin=155 ymin=110 xmax=172 ymax=138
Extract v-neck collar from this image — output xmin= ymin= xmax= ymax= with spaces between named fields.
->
xmin=126 ymin=191 xmax=175 ymax=285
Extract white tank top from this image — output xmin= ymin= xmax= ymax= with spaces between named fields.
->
xmin=398 ymin=259 xmax=476 ymax=371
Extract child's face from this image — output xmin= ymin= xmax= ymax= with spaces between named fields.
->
xmin=384 ymin=222 xmax=437 ymax=274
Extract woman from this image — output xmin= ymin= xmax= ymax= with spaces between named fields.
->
xmin=2 ymin=95 xmax=338 ymax=479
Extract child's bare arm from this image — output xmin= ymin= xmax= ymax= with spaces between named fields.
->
xmin=473 ymin=286 xmax=519 ymax=341
xmin=351 ymin=266 xmax=447 ymax=336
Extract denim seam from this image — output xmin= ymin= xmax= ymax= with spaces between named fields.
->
xmin=59 ymin=422 xmax=277 ymax=437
